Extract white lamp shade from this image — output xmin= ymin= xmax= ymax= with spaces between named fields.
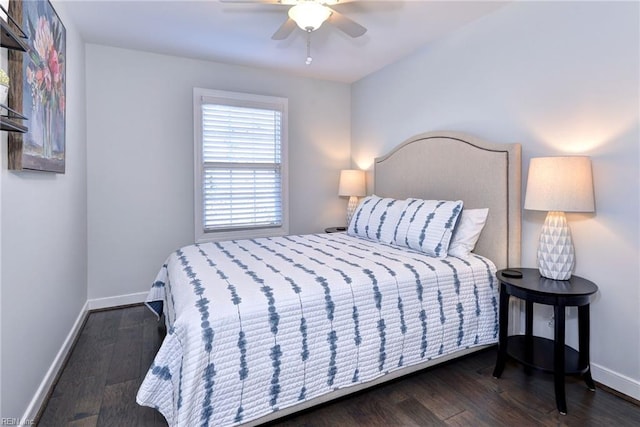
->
xmin=338 ymin=169 xmax=366 ymax=197
xmin=288 ymin=2 xmax=332 ymax=31
xmin=524 ymin=156 xmax=595 ymax=213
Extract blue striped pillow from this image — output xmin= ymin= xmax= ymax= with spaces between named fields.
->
xmin=392 ymin=199 xmax=464 ymax=257
xmin=348 ymin=195 xmax=406 ymax=243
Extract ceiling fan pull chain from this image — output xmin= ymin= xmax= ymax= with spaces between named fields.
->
xmin=305 ymin=29 xmax=313 ymax=65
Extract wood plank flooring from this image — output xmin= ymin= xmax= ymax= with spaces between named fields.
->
xmin=37 ymin=305 xmax=640 ymax=426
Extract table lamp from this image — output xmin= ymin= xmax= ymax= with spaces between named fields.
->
xmin=524 ymin=156 xmax=595 ymax=280
xmin=338 ymin=169 xmax=366 ymax=226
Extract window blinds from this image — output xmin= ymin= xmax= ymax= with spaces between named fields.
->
xmin=201 ymin=103 xmax=283 ymax=232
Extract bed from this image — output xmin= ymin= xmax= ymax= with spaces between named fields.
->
xmin=136 ymin=131 xmax=522 ymax=426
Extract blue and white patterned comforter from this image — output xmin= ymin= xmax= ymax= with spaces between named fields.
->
xmin=136 ymin=233 xmax=498 ymax=426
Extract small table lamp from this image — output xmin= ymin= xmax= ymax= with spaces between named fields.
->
xmin=338 ymin=169 xmax=366 ymax=226
xmin=524 ymin=156 xmax=595 ymax=280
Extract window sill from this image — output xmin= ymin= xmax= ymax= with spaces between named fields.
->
xmin=195 ymin=226 xmax=289 ymax=243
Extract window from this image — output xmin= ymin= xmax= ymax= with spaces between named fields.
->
xmin=194 ymin=88 xmax=288 ymax=242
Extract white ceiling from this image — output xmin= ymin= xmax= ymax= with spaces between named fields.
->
xmin=64 ymin=0 xmax=509 ymax=83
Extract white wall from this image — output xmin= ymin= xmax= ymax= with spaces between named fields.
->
xmin=86 ymin=45 xmax=351 ymax=301
xmin=352 ymin=1 xmax=639 ymax=398
xmin=0 ymin=0 xmax=87 ymax=420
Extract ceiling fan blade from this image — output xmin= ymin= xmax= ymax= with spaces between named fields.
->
xmin=326 ymin=9 xmax=367 ymax=38
xmin=272 ymin=18 xmax=297 ymax=40
xmin=220 ymin=0 xmax=283 ymax=4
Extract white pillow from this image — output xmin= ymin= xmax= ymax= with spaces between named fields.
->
xmin=348 ymin=195 xmax=406 ymax=243
xmin=392 ymin=199 xmax=464 ymax=257
xmin=448 ymin=208 xmax=489 ymax=258
xmin=378 ymin=199 xmax=406 ymax=244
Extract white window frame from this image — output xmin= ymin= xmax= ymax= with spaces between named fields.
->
xmin=194 ymin=88 xmax=289 ymax=243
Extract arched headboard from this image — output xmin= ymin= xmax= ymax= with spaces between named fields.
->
xmin=374 ymin=131 xmax=521 ymax=269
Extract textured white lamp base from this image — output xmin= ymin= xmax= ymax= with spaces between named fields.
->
xmin=346 ymin=196 xmax=359 ymax=227
xmin=537 ymin=211 xmax=575 ymax=280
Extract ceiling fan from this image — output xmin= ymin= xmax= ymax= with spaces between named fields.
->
xmin=221 ymin=0 xmax=367 ymax=41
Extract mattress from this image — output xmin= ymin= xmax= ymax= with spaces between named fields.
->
xmin=136 ymin=233 xmax=498 ymax=426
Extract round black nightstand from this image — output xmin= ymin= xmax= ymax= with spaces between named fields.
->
xmin=492 ymin=268 xmax=598 ymax=415
xmin=324 ymin=227 xmax=347 ymax=233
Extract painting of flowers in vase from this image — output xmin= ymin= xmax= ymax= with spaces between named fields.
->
xmin=8 ymin=0 xmax=65 ymax=173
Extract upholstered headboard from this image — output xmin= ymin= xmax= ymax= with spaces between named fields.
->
xmin=374 ymin=131 xmax=521 ymax=269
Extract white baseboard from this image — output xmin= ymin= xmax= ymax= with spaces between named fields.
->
xmin=87 ymin=291 xmax=148 ymax=310
xmin=21 ymin=300 xmax=89 ymax=425
xmin=591 ymin=362 xmax=640 ymax=401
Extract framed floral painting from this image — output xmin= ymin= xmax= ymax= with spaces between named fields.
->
xmin=8 ymin=0 xmax=66 ymax=173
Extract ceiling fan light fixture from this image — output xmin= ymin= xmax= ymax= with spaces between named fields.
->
xmin=288 ymin=1 xmax=332 ymax=32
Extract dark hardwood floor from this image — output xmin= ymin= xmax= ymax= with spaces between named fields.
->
xmin=38 ymin=305 xmax=640 ymax=426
